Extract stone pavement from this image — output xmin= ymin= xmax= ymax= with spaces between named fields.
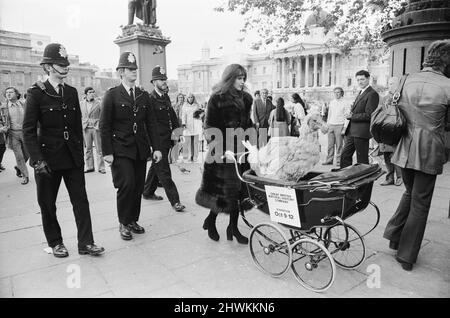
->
xmin=0 ymin=135 xmax=449 ymax=298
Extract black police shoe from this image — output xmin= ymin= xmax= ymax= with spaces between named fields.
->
xmin=52 ymin=244 xmax=69 ymax=258
xmin=78 ymin=244 xmax=105 ymax=256
xmin=128 ymin=221 xmax=145 ymax=234
xmin=172 ymin=202 xmax=186 ymax=212
xmin=14 ymin=166 xmax=22 ymax=178
xmin=84 ymin=168 xmax=94 ymax=173
xmin=143 ymin=193 xmax=163 ymax=200
xmin=119 ymin=224 xmax=133 ymax=240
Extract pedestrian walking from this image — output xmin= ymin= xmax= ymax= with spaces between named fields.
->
xmin=0 ymin=87 xmax=30 ymax=184
xmin=268 ymin=97 xmax=291 ymax=137
xmin=100 ymin=51 xmax=162 ymax=241
xmin=289 ymin=93 xmax=307 ymax=137
xmin=23 ymin=43 xmax=104 ymax=257
xmin=252 ymin=88 xmax=274 ymax=147
xmin=383 ymin=39 xmax=450 ymax=271
xmin=181 ymin=93 xmax=201 ymax=162
xmin=80 ymin=87 xmax=105 ymax=174
xmin=340 ymin=70 xmax=379 ymax=168
xmin=195 ymin=63 xmax=253 ymax=244
xmin=142 ymin=65 xmax=186 ymax=213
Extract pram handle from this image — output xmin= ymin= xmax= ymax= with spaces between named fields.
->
xmin=222 ymin=150 xmax=254 ymax=184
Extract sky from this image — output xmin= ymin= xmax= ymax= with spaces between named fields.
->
xmin=0 ymin=0 xmax=261 ymax=79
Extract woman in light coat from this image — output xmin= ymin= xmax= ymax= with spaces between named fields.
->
xmin=181 ymin=93 xmax=202 ymax=162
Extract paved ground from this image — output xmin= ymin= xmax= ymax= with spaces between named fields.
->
xmin=0 ymin=134 xmax=449 ymax=298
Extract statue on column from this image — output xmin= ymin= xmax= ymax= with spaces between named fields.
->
xmin=128 ymin=0 xmax=157 ymax=27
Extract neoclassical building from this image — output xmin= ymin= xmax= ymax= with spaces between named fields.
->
xmin=177 ymin=16 xmax=390 ymax=105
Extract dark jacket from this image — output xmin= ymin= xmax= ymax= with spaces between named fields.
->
xmin=392 ymin=68 xmax=450 ymax=175
xmin=195 ymin=90 xmax=253 ymax=214
xmin=346 ymin=86 xmax=379 ymax=139
xmin=252 ymin=97 xmax=275 ymax=128
xmin=23 ymin=80 xmax=84 ymax=171
xmin=149 ymin=90 xmax=180 ymax=148
xmin=100 ymin=84 xmax=161 ymax=161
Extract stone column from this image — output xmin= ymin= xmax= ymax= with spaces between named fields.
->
xmin=281 ymin=58 xmax=286 ymax=89
xmin=305 ymin=55 xmax=309 ymax=88
xmin=297 ymin=56 xmax=302 ymax=88
xmin=322 ymin=54 xmax=327 ymax=87
xmin=313 ymin=55 xmax=318 ymax=87
xmin=289 ymin=58 xmax=294 ymax=89
xmin=331 ymin=53 xmax=336 ymax=86
xmin=272 ymin=58 xmax=277 ymax=91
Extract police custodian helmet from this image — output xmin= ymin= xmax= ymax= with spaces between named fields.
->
xmin=116 ymin=52 xmax=138 ymax=70
xmin=40 ymin=43 xmax=70 ymax=67
xmin=151 ymin=65 xmax=167 ymax=82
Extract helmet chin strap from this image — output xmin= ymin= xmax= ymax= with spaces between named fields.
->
xmin=51 ymin=65 xmax=68 ymax=76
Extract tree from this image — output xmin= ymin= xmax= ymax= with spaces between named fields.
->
xmin=215 ymin=0 xmax=408 ymax=56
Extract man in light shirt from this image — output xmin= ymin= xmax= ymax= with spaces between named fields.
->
xmin=0 ymin=87 xmax=29 ymax=184
xmin=323 ymin=87 xmax=349 ymax=166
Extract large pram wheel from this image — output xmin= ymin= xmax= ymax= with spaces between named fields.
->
xmin=249 ymin=222 xmax=292 ymax=277
xmin=324 ymin=223 xmax=366 ymax=269
xmin=290 ymin=238 xmax=336 ymax=293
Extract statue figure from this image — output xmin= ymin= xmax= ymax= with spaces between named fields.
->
xmin=128 ymin=0 xmax=157 ymax=27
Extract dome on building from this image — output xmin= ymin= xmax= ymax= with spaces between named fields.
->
xmin=305 ymin=8 xmax=331 ymax=28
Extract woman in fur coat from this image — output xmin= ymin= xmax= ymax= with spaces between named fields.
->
xmin=195 ymin=64 xmax=253 ymax=244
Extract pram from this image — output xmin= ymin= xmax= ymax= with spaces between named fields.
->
xmin=223 ymin=151 xmax=385 ymax=292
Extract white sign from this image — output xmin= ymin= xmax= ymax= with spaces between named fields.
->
xmin=265 ymin=185 xmax=301 ymax=228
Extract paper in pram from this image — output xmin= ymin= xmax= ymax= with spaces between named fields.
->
xmin=265 ymin=185 xmax=301 ymax=228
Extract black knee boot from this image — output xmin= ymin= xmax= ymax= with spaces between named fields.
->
xmin=227 ymin=210 xmax=248 ymax=245
xmin=203 ymin=211 xmax=219 ymax=241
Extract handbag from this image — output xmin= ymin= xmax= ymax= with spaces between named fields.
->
xmin=370 ymin=75 xmax=408 ymax=146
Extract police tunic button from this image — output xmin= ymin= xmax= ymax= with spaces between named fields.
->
xmin=134 ymin=114 xmax=136 ymax=116
xmin=50 ymin=108 xmax=53 ymax=111
xmin=64 ymin=115 xmax=67 ymax=118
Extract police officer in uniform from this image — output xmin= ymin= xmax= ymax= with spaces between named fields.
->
xmin=23 ymin=43 xmax=105 ymax=257
xmin=142 ymin=66 xmax=185 ymax=212
xmin=100 ymin=52 xmax=162 ymax=241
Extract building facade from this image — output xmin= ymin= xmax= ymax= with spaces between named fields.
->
xmin=177 ymin=25 xmax=390 ymax=106
xmin=0 ymin=29 xmax=117 ymax=99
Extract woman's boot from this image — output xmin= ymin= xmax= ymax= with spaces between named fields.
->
xmin=202 ymin=211 xmax=219 ymax=241
xmin=226 ymin=210 xmax=248 ymax=244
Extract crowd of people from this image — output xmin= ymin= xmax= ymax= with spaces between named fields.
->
xmin=1 ymin=39 xmax=449 ymax=273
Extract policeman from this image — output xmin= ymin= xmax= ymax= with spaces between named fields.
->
xmin=22 ymin=43 xmax=105 ymax=258
xmin=100 ymin=52 xmax=162 ymax=241
xmin=142 ymin=66 xmax=185 ymax=212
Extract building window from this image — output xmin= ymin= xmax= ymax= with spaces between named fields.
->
xmin=15 ymin=73 xmax=24 ymax=86
xmin=254 ymin=67 xmax=257 ymax=75
xmin=262 ymin=81 xmax=267 ymax=89
xmin=1 ymin=72 xmax=11 ymax=86
xmin=263 ymin=67 xmax=266 ymax=74
xmin=1 ymin=49 xmax=8 ymax=59
xmin=347 ymin=78 xmax=352 ymax=87
xmin=198 ymin=72 xmax=201 ymax=79
xmin=15 ymin=50 xmax=22 ymax=59
xmin=292 ymin=74 xmax=296 ymax=88
xmin=81 ymin=77 xmax=86 ymax=87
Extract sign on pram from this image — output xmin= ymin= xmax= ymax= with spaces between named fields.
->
xmin=265 ymin=186 xmax=301 ymax=228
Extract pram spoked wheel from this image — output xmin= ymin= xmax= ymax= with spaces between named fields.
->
xmin=290 ymin=238 xmax=336 ymax=293
xmin=249 ymin=222 xmax=292 ymax=277
xmin=324 ymin=223 xmax=366 ymax=269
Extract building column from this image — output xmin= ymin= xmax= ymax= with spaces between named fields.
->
xmin=322 ymin=54 xmax=327 ymax=87
xmin=289 ymin=58 xmax=294 ymax=89
xmin=331 ymin=53 xmax=336 ymax=86
xmin=297 ymin=56 xmax=302 ymax=88
xmin=272 ymin=58 xmax=277 ymax=91
xmin=313 ymin=55 xmax=318 ymax=87
xmin=281 ymin=58 xmax=286 ymax=89
xmin=305 ymin=55 xmax=309 ymax=88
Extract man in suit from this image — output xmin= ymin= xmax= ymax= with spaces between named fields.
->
xmin=22 ymin=43 xmax=104 ymax=257
xmin=80 ymin=87 xmax=105 ymax=174
xmin=142 ymin=66 xmax=186 ymax=213
xmin=252 ymin=88 xmax=274 ymax=147
xmin=100 ymin=52 xmax=162 ymax=241
xmin=340 ymin=70 xmax=379 ymax=168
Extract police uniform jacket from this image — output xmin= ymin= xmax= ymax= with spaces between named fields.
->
xmin=149 ymin=90 xmax=179 ymax=148
xmin=100 ymin=84 xmax=161 ymax=161
xmin=23 ymin=80 xmax=84 ymax=171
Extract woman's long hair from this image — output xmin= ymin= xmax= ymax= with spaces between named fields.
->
xmin=186 ymin=93 xmax=197 ymax=106
xmin=175 ymin=93 xmax=185 ymax=107
xmin=212 ymin=64 xmax=247 ymax=96
xmin=275 ymin=97 xmax=286 ymax=122
xmin=292 ymin=92 xmax=307 ymax=115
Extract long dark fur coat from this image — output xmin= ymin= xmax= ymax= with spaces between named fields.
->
xmin=195 ymin=90 xmax=253 ymax=214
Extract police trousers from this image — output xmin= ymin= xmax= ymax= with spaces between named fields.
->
xmin=111 ymin=156 xmax=147 ymax=225
xmin=143 ymin=147 xmax=180 ymax=206
xmin=35 ymin=166 xmax=94 ymax=248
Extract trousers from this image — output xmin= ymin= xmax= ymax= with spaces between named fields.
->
xmin=83 ymin=128 xmax=105 ymax=171
xmin=35 ymin=166 xmax=94 ymax=248
xmin=9 ymin=130 xmax=29 ymax=178
xmin=340 ymin=136 xmax=369 ymax=168
xmin=143 ymin=147 xmax=180 ymax=206
xmin=325 ymin=124 xmax=344 ymax=164
xmin=383 ymin=168 xmax=437 ymax=263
